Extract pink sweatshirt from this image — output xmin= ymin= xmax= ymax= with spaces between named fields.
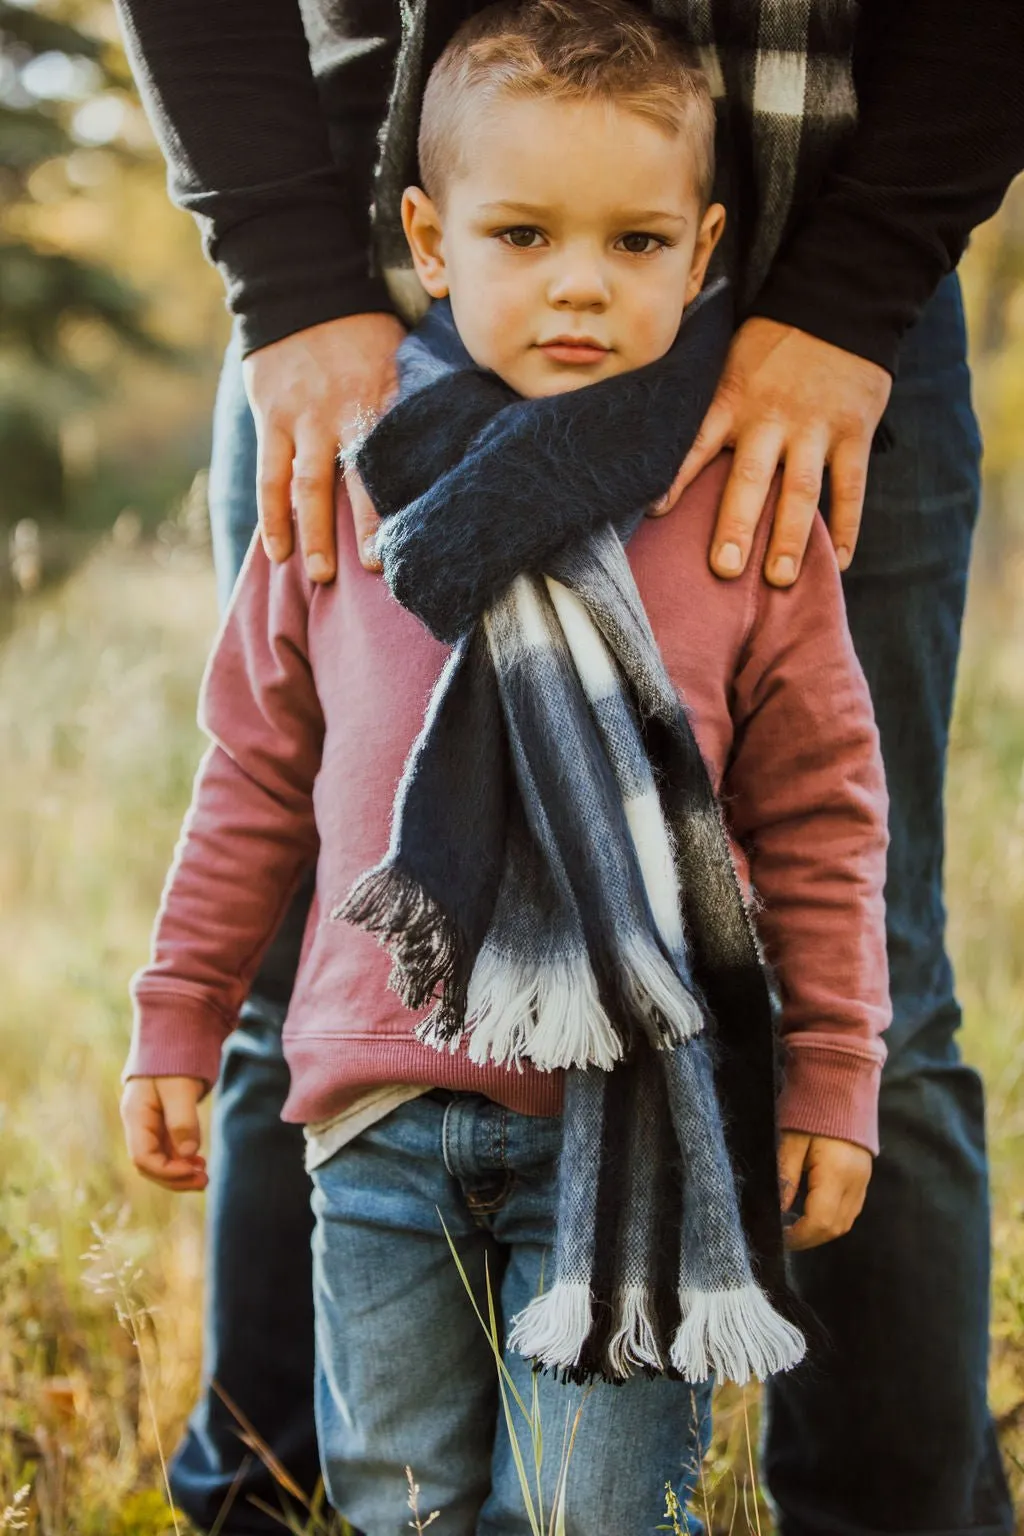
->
xmin=127 ymin=454 xmax=891 ymax=1152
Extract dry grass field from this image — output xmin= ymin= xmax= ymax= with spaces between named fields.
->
xmin=1 ymin=450 xmax=1023 ymax=1533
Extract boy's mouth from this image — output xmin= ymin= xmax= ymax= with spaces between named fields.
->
xmin=537 ymin=336 xmax=611 ymax=365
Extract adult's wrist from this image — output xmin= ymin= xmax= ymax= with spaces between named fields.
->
xmin=750 ymin=195 xmax=952 ymax=377
xmin=236 ymin=278 xmax=398 ymax=358
xmin=212 ymin=200 xmax=396 ymax=357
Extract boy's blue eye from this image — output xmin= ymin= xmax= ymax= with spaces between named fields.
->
xmin=501 ymin=227 xmax=542 ymax=248
xmin=618 ymin=232 xmax=667 ymax=255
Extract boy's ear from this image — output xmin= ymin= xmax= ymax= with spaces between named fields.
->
xmin=401 ymin=186 xmax=449 ymax=298
xmin=685 ymin=201 xmax=727 ymax=304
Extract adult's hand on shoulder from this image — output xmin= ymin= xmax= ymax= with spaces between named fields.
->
xmin=653 ymin=318 xmax=891 ymax=587
xmin=243 ymin=312 xmax=407 ymax=581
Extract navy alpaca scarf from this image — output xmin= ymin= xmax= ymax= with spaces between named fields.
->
xmin=339 ymin=279 xmax=806 ymax=1383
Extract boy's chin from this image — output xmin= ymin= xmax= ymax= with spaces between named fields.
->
xmin=502 ymin=357 xmax=627 ymax=399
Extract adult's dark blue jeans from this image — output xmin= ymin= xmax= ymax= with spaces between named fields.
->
xmin=169 ymin=276 xmax=1013 ymax=1535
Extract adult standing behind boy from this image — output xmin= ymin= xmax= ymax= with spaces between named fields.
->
xmin=112 ymin=1 xmax=1024 ymax=1534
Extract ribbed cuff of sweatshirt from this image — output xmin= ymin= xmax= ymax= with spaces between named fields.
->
xmin=123 ymin=987 xmax=231 ymax=1093
xmin=750 ymin=194 xmax=952 ymax=377
xmin=777 ymin=1037 xmax=885 ymax=1156
xmin=213 ymin=203 xmax=397 ymax=357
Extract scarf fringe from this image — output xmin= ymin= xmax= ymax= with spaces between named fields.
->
xmin=335 ymin=864 xmax=460 ymax=1013
xmin=508 ymin=1281 xmax=593 ymax=1370
xmin=606 ymin=1284 xmax=664 ymax=1378
xmin=668 ymin=1284 xmax=807 ymax=1386
xmin=465 ymin=948 xmax=623 ymax=1071
xmin=621 ymin=932 xmax=706 ymax=1049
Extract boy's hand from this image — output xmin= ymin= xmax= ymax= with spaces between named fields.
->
xmin=778 ymin=1130 xmax=872 ymax=1251
xmin=243 ymin=312 xmax=406 ymax=583
xmin=121 ymin=1076 xmax=208 ymax=1193
xmin=651 ymin=318 xmax=891 ymax=586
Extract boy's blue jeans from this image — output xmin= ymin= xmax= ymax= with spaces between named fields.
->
xmin=169 ymin=274 xmax=1014 ymax=1535
xmin=311 ymin=1090 xmax=710 ymax=1532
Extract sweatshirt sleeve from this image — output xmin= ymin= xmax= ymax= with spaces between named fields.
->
xmin=111 ymin=0 xmax=397 ymax=354
xmin=723 ymin=508 xmax=891 ymax=1153
xmin=750 ymin=0 xmax=1024 ymax=374
xmin=124 ymin=537 xmax=325 ymax=1089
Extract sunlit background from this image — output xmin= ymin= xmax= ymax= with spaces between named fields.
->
xmin=1 ymin=2 xmax=1023 ymax=1532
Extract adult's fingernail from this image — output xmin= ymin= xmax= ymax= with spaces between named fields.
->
xmin=307 ymin=553 xmax=333 ymax=582
xmin=772 ymin=555 xmax=797 ymax=585
xmin=361 ymin=535 xmax=381 ymax=567
xmin=835 ymin=545 xmax=852 ymax=571
xmin=266 ymin=536 xmax=285 ymax=562
xmin=715 ymin=542 xmax=743 ymax=575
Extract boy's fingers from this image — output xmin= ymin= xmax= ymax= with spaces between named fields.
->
xmin=827 ymin=434 xmax=871 ymax=572
xmin=784 ymin=1141 xmax=872 ymax=1250
xmin=257 ymin=423 xmax=296 ymax=564
xmin=784 ymin=1183 xmax=846 ymax=1250
xmin=709 ymin=423 xmax=785 ymax=578
xmin=154 ymin=1077 xmax=204 ymax=1159
xmin=777 ymin=1131 xmax=810 ymax=1211
xmin=763 ymin=434 xmax=828 ymax=587
xmin=121 ymin=1080 xmax=207 ymax=1191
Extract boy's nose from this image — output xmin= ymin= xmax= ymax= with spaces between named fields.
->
xmin=547 ymin=258 xmax=610 ymax=311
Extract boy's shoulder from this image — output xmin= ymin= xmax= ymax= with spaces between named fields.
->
xmin=631 ymin=449 xmax=768 ymax=578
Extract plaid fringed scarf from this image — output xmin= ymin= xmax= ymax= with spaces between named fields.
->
xmin=372 ymin=0 xmax=860 ymax=323
xmin=337 ymin=279 xmax=807 ymax=1386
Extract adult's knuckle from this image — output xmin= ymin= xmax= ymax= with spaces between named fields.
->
xmin=732 ymin=453 xmax=771 ymax=488
xmin=716 ymin=516 xmax=754 ymax=547
xmin=786 ymin=465 xmax=822 ymax=502
xmin=834 ymin=463 xmax=867 ymax=504
xmin=716 ymin=370 xmax=746 ymax=410
xmin=259 ymin=461 xmax=289 ymax=496
xmin=837 ymin=404 xmax=873 ymax=440
xmin=290 ymin=469 xmax=329 ymax=501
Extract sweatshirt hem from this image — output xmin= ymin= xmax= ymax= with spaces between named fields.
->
xmin=280 ymin=1034 xmax=565 ymax=1124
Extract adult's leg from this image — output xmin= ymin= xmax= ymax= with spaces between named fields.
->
xmin=764 ymin=275 xmax=1014 ymax=1535
xmin=169 ymin=329 xmax=321 ymax=1535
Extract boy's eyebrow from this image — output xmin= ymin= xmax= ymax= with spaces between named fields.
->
xmin=476 ymin=199 xmax=690 ymax=225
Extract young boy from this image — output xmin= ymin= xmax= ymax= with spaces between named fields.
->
xmin=121 ymin=2 xmax=889 ymax=1530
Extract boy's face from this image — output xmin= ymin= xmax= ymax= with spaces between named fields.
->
xmin=403 ymin=92 xmax=725 ymax=398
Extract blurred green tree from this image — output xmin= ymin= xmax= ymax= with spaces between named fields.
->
xmin=0 ymin=0 xmax=169 ymax=528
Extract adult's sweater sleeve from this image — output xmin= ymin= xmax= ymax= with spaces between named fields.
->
xmin=751 ymin=0 xmax=1024 ymax=374
xmin=111 ymin=0 xmax=396 ymax=354
xmin=723 ymin=510 xmax=891 ymax=1154
xmin=124 ymin=538 xmax=324 ymax=1089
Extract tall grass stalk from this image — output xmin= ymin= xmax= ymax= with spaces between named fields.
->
xmin=82 ymin=1210 xmax=181 ymax=1536
xmin=0 ymin=1488 xmax=30 ymax=1533
xmin=440 ymin=1214 xmax=592 ymax=1536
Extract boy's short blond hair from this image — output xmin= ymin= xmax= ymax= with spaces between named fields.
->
xmin=418 ymin=0 xmax=716 ymax=208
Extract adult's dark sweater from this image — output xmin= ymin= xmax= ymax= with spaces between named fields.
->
xmin=113 ymin=0 xmax=1024 ymax=373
